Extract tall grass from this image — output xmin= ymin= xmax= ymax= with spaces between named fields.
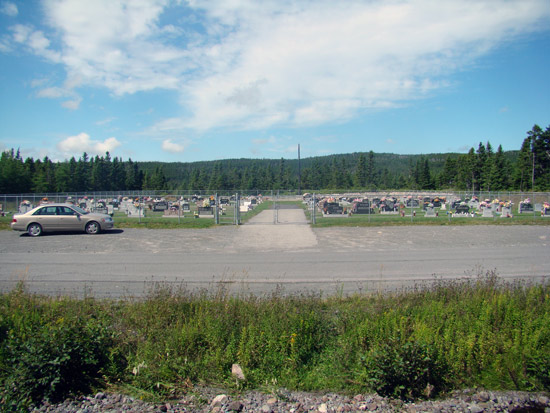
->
xmin=0 ymin=273 xmax=548 ymax=410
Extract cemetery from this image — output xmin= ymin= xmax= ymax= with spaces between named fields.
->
xmin=2 ymin=190 xmax=549 ymax=227
xmin=304 ymin=192 xmax=539 ymax=222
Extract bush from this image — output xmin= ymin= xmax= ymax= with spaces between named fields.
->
xmin=361 ymin=338 xmax=448 ymax=400
xmin=0 ymin=320 xmax=114 ymax=411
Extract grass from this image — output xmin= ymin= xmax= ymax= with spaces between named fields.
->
xmin=0 ymin=273 xmax=549 ymax=410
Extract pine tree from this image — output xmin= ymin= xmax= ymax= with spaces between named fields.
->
xmin=354 ymin=153 xmax=367 ymax=188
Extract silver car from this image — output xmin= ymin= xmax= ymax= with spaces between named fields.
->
xmin=11 ymin=203 xmax=114 ymax=237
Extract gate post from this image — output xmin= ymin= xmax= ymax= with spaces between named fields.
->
xmin=311 ymin=193 xmax=316 ymax=225
xmin=215 ymin=193 xmax=219 ymax=224
xmin=234 ymin=193 xmax=241 ymax=225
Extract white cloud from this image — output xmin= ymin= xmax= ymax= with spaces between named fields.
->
xmin=161 ymin=139 xmax=185 ymax=153
xmin=61 ymin=97 xmax=82 ymax=110
xmin=12 ymin=0 xmax=550 ymax=134
xmin=56 ymin=132 xmax=121 ymax=156
xmin=10 ymin=24 xmax=61 ymax=62
xmin=36 ymin=85 xmax=82 ymax=109
xmin=0 ymin=2 xmax=17 ymax=16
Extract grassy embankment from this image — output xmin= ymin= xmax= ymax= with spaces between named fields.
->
xmin=0 ymin=273 xmax=549 ymax=410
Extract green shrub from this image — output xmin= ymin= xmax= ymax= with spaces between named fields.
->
xmin=361 ymin=338 xmax=448 ymax=400
xmin=0 ymin=320 xmax=115 ymax=411
xmin=526 ymin=353 xmax=550 ymax=390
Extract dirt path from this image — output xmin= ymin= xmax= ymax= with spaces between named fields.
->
xmin=235 ymin=207 xmax=318 ymax=251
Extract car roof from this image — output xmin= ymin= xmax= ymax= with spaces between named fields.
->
xmin=35 ymin=203 xmax=76 ymax=207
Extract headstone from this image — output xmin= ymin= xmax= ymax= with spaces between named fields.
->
xmin=198 ymin=206 xmax=214 ymax=216
xmin=153 ymin=201 xmax=168 ymax=211
xmin=500 ymin=207 xmax=512 ymax=218
xmin=126 ymin=204 xmax=144 ymax=217
xmin=519 ymin=203 xmax=533 ymax=213
xmin=534 ymin=203 xmax=543 ymax=212
xmin=94 ymin=202 xmax=108 ymax=214
xmin=352 ymin=201 xmax=374 ymax=214
xmin=454 ymin=204 xmax=470 ymax=215
xmin=323 ymin=202 xmax=343 ymax=215
xmin=482 ymin=208 xmax=494 ymax=218
xmin=19 ymin=202 xmax=33 ymax=214
xmin=468 ymin=200 xmax=480 ymax=210
xmin=425 ymin=207 xmax=436 ymax=217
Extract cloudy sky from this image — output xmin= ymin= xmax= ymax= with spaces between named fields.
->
xmin=1 ymin=0 xmax=549 ymax=162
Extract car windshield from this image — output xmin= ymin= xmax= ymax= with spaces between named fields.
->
xmin=70 ymin=205 xmax=89 ymax=215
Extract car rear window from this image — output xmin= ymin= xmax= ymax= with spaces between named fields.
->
xmin=33 ymin=206 xmax=57 ymax=215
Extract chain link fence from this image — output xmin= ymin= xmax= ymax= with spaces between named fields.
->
xmin=1 ymin=190 xmax=549 ymax=225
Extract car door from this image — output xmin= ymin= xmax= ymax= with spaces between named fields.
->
xmin=32 ymin=206 xmax=61 ymax=231
xmin=56 ymin=206 xmax=83 ymax=231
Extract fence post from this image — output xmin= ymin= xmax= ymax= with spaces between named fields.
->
xmin=215 ymin=193 xmax=219 ymax=224
xmin=312 ymin=193 xmax=316 ymax=225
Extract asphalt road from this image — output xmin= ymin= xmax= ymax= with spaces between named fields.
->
xmin=1 ymin=209 xmax=549 ymax=298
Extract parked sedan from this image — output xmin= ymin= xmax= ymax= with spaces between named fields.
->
xmin=11 ymin=203 xmax=114 ymax=237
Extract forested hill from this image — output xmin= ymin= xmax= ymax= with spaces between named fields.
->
xmin=137 ymin=149 xmax=520 ymax=191
xmin=1 ymin=124 xmax=548 ymax=193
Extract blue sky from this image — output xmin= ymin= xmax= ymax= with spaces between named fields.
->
xmin=1 ymin=0 xmax=549 ymax=163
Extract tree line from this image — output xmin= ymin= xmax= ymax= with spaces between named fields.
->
xmin=1 ymin=124 xmax=548 ymax=194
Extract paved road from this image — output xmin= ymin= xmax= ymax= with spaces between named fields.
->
xmin=1 ymin=208 xmax=549 ymax=297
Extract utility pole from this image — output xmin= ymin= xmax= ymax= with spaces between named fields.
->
xmin=298 ymin=144 xmax=301 ymax=195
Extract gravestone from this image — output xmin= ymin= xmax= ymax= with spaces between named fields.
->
xmin=519 ymin=203 xmax=533 ymax=213
xmin=482 ymin=208 xmax=494 ymax=218
xmin=379 ymin=199 xmax=396 ymax=212
xmin=153 ymin=201 xmax=168 ymax=212
xmin=126 ymin=204 xmax=144 ymax=217
xmin=501 ymin=207 xmax=512 ymax=218
xmin=431 ymin=198 xmax=442 ymax=207
xmin=451 ymin=200 xmax=462 ymax=209
xmin=19 ymin=202 xmax=33 ymax=214
xmin=534 ymin=203 xmax=543 ymax=212
xmin=454 ymin=204 xmax=470 ymax=216
xmin=405 ymin=198 xmax=419 ymax=207
xmin=93 ymin=202 xmax=108 ymax=214
xmin=352 ymin=201 xmax=374 ymax=214
xmin=198 ymin=206 xmax=214 ymax=216
xmin=425 ymin=207 xmax=436 ymax=217
xmin=323 ymin=202 xmax=343 ymax=215
xmin=468 ymin=200 xmax=480 ymax=210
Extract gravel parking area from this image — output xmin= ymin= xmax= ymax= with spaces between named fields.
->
xmin=1 ymin=209 xmax=549 ymax=297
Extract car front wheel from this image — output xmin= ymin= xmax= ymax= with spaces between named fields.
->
xmin=28 ymin=223 xmax=42 ymax=237
xmin=85 ymin=221 xmax=100 ymax=234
